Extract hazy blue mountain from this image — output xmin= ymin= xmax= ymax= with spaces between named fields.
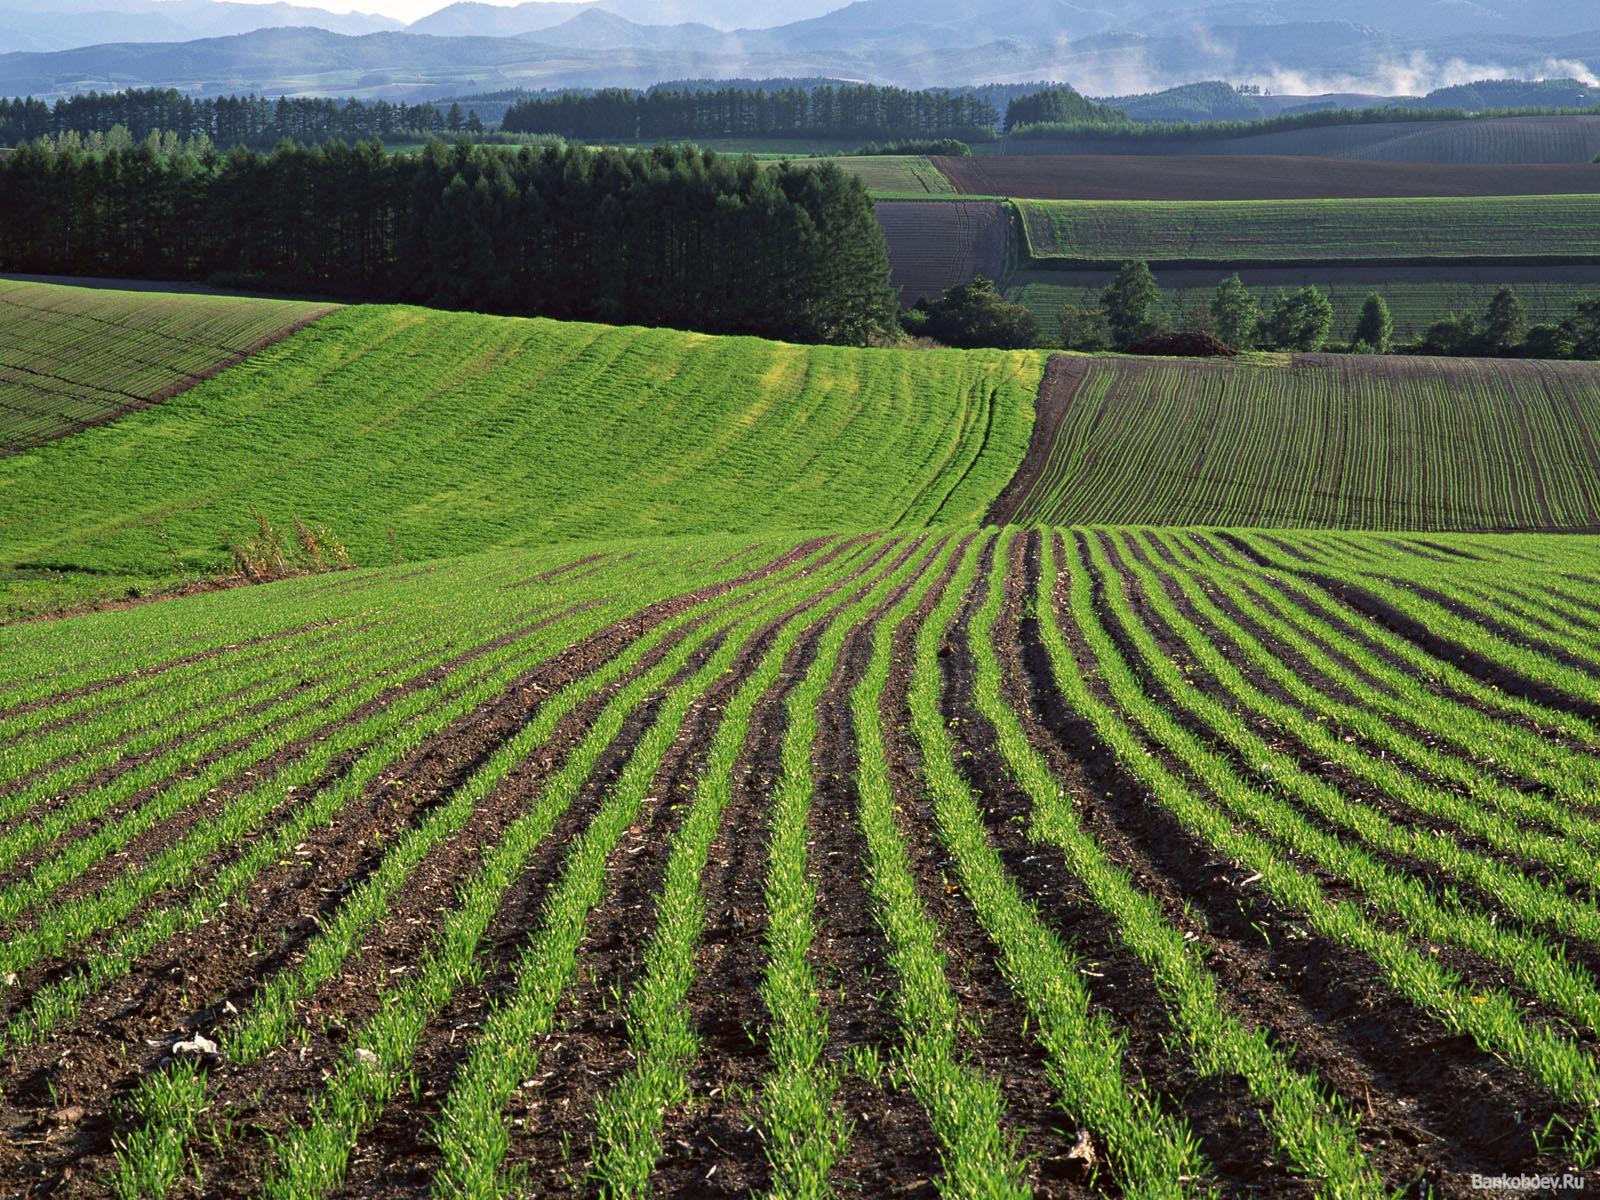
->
xmin=405 ymin=1 xmax=596 ymax=38
xmin=0 ymin=0 xmax=399 ymax=54
xmin=525 ymin=11 xmax=723 ymax=50
xmin=1 ymin=0 xmax=1596 ymax=104
xmin=408 ymin=0 xmax=842 ymax=38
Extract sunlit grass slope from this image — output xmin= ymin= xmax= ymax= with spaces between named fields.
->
xmin=0 ymin=298 xmax=1042 ymax=611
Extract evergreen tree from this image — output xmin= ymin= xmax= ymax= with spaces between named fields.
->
xmin=1210 ymin=274 xmax=1259 ymax=350
xmin=1100 ymin=261 xmax=1161 ymax=348
xmin=1352 ymin=292 xmax=1393 ymax=354
xmin=1482 ymin=286 xmax=1527 ymax=356
xmin=0 ymin=138 xmax=895 ymax=345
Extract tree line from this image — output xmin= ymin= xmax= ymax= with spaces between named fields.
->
xmin=0 ymin=90 xmax=484 ymax=150
xmin=0 ymin=138 xmax=894 ymax=345
xmin=502 ymin=84 xmax=999 ymax=142
xmin=1056 ymin=263 xmax=1600 ymax=359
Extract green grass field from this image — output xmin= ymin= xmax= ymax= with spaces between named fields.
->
xmin=995 ymin=352 xmax=1600 ymax=529
xmin=8 ymin=522 xmax=1600 ymax=1196
xmin=0 ymin=280 xmax=332 ymax=455
xmin=6 ymin=275 xmax=1600 ymax=1193
xmin=816 ymin=155 xmax=957 ymax=195
xmin=1017 ymin=195 xmax=1600 ymax=264
xmin=1007 ymin=270 xmax=1600 ymax=345
xmin=0 ymin=296 xmax=1041 ymax=614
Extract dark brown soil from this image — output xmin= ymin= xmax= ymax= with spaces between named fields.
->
xmin=875 ymin=200 xmax=1011 ymax=304
xmin=934 ymin=154 xmax=1600 ymax=201
xmin=986 ymin=354 xmax=1085 ymax=526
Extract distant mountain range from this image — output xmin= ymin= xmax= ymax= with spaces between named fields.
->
xmin=0 ymin=0 xmax=1597 ymax=103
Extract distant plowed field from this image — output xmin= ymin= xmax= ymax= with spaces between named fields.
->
xmin=1017 ymin=194 xmax=1600 ymax=265
xmin=937 ymin=153 xmax=1600 ymax=200
xmin=8 ymin=525 xmax=1600 ymax=1195
xmin=994 ymin=353 xmax=1600 ymax=529
xmin=875 ymin=200 xmax=1011 ymax=303
xmin=1007 ymin=114 xmax=1600 ymax=164
xmin=0 ymin=280 xmax=332 ymax=454
xmin=1007 ymin=264 xmax=1600 ymax=345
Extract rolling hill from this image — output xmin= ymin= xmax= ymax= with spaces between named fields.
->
xmin=0 ymin=291 xmax=1042 ymax=613
xmin=5 ymin=270 xmax=1600 ymax=1197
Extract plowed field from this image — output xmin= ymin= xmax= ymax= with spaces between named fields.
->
xmin=875 ymin=200 xmax=1012 ymax=303
xmin=936 ymin=153 xmax=1600 ymax=200
xmin=6 ymin=526 xmax=1600 ymax=1196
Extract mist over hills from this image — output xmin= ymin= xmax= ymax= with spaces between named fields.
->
xmin=0 ymin=0 xmax=1596 ymax=103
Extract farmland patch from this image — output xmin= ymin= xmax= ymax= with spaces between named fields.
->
xmin=875 ymin=199 xmax=1012 ymax=304
xmin=0 ymin=280 xmax=333 ymax=455
xmin=992 ymin=352 xmax=1600 ymax=530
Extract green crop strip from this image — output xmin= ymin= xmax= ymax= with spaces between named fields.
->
xmin=1088 ymin=532 xmax=1600 ymax=1044
xmin=967 ymin=534 xmax=1383 ymax=1194
xmin=908 ymin=530 xmax=1220 ymax=1198
xmin=1186 ymin=533 xmax=1600 ymax=796
xmin=112 ymin=537 xmax=867 ymax=1199
xmin=262 ymin=539 xmax=875 ymax=1198
xmin=849 ymin=532 xmax=1032 ymax=1199
xmin=0 ymin=292 xmax=1043 ymax=615
xmin=1141 ymin=533 xmax=1600 ymax=864
xmin=1015 ymin=195 xmax=1600 ymax=264
xmin=1038 ymin=532 xmax=1600 ymax=1159
xmin=587 ymin=536 xmax=945 ymax=1199
xmin=0 ymin=538 xmax=805 ymax=1049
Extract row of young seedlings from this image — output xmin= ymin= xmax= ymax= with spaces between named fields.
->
xmin=1046 ymin=531 xmax=1600 ymax=1164
xmin=1180 ymin=533 xmax=1600 ymax=798
xmin=106 ymin=536 xmax=869 ymax=1195
xmin=0 ymin=592 xmax=605 ymax=988
xmin=585 ymin=535 xmax=942 ymax=1198
xmin=107 ymin=539 xmax=837 ymax=1195
xmin=1140 ymin=533 xmax=1600 ymax=882
xmin=3 ymin=541 xmax=808 ymax=1052
xmin=1095 ymin=531 xmax=1600 ymax=1054
xmin=954 ymin=530 xmax=1382 ymax=1196
xmin=0 ymin=600 xmax=549 ymax=926
xmin=257 ymin=535 xmax=883 ymax=1198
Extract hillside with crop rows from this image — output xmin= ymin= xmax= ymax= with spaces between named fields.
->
xmin=0 ymin=280 xmax=332 ymax=455
xmin=992 ymin=353 xmax=1600 ymax=529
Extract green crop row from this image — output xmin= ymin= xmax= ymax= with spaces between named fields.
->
xmin=1003 ymin=354 xmax=1600 ymax=531
xmin=1017 ymin=195 xmax=1600 ymax=263
xmin=0 ymin=288 xmax=1043 ymax=616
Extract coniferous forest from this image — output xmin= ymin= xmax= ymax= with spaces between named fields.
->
xmin=0 ymin=91 xmax=475 ymax=151
xmin=501 ymin=84 xmax=999 ymax=142
xmin=0 ymin=139 xmax=895 ymax=344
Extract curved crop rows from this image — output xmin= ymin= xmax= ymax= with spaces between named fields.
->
xmin=994 ymin=352 xmax=1600 ymax=531
xmin=0 ymin=288 xmax=1043 ymax=616
xmin=4 ymin=526 xmax=1600 ymax=1195
xmin=0 ymin=280 xmax=332 ymax=455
